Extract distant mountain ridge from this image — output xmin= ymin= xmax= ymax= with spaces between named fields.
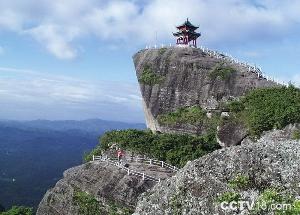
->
xmin=0 ymin=119 xmax=145 ymax=134
xmin=0 ymin=119 xmax=145 ymax=211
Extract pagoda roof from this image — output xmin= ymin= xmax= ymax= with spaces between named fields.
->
xmin=173 ymin=31 xmax=201 ymax=38
xmin=176 ymin=18 xmax=199 ymax=30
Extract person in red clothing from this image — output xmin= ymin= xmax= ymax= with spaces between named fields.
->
xmin=117 ymin=148 xmax=124 ymax=163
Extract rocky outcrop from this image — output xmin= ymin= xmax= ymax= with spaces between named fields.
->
xmin=217 ymin=120 xmax=248 ymax=147
xmin=133 ymin=127 xmax=300 ymax=215
xmin=242 ymin=123 xmax=300 ymax=145
xmin=133 ymin=47 xmax=277 ymax=136
xmin=37 ymin=161 xmax=155 ymax=215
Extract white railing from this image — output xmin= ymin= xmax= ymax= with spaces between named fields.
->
xmin=198 ymin=46 xmax=288 ymax=87
xmin=92 ymin=155 xmax=162 ymax=182
xmin=143 ymin=44 xmax=290 ymax=87
xmin=131 ymin=156 xmax=180 ymax=172
xmin=94 ymin=154 xmax=179 ymax=172
xmin=145 ymin=43 xmax=174 ymax=49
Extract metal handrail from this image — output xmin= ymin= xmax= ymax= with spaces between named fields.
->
xmin=93 ymin=155 xmax=161 ymax=182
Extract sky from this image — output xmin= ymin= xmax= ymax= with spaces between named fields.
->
xmin=0 ymin=0 xmax=299 ymax=123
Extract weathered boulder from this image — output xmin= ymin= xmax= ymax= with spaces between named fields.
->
xmin=133 ymin=129 xmax=300 ymax=215
xmin=37 ymin=161 xmax=155 ymax=215
xmin=217 ymin=120 xmax=248 ymax=147
xmin=241 ymin=124 xmax=300 ymax=146
xmin=133 ymin=47 xmax=277 ymax=136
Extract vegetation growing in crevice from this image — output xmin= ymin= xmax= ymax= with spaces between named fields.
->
xmin=226 ymin=86 xmax=300 ymax=137
xmin=158 ymin=106 xmax=206 ymax=126
xmin=73 ymin=189 xmax=103 ymax=215
xmin=169 ymin=186 xmax=187 ymax=215
xmin=209 ymin=63 xmax=236 ymax=80
xmin=159 ymin=47 xmax=167 ymax=55
xmin=217 ymin=192 xmax=241 ymax=203
xmin=138 ymin=65 xmax=164 ymax=85
xmin=169 ymin=193 xmax=183 ymax=215
xmin=292 ymin=130 xmax=300 ymax=140
xmin=107 ymin=201 xmax=133 ymax=215
xmin=85 ymin=129 xmax=220 ymax=168
xmin=0 ymin=206 xmax=33 ymax=215
xmin=228 ymin=174 xmax=250 ymax=190
xmin=73 ymin=189 xmax=132 ymax=215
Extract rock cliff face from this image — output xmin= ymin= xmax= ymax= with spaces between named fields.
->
xmin=37 ymin=161 xmax=155 ymax=215
xmin=133 ymin=47 xmax=276 ymax=135
xmin=133 ymin=126 xmax=300 ymax=215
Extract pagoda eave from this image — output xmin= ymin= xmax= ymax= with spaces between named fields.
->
xmin=176 ymin=25 xmax=199 ymax=31
xmin=173 ymin=32 xmax=201 ymax=38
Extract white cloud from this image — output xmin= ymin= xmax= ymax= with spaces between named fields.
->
xmin=0 ymin=0 xmax=300 ymax=59
xmin=0 ymin=67 xmax=143 ymax=121
xmin=0 ymin=9 xmax=23 ymax=30
xmin=25 ymin=24 xmax=79 ymax=59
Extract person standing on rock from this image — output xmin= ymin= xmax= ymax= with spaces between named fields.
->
xmin=117 ymin=148 xmax=124 ymax=163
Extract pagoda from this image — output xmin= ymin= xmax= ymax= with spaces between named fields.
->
xmin=173 ymin=18 xmax=201 ymax=47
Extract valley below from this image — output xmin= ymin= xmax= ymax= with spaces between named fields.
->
xmin=0 ymin=119 xmax=145 ymax=211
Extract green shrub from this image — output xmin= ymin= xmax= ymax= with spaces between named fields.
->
xmin=159 ymin=47 xmax=167 ymax=55
xmin=83 ymin=147 xmax=103 ymax=162
xmin=138 ymin=65 xmax=164 ymax=85
xmin=86 ymin=129 xmax=220 ymax=168
xmin=0 ymin=206 xmax=33 ymax=215
xmin=254 ymin=188 xmax=281 ymax=213
xmin=204 ymin=113 xmax=222 ymax=133
xmin=158 ymin=106 xmax=206 ymax=126
xmin=209 ymin=63 xmax=236 ymax=80
xmin=73 ymin=189 xmax=102 ymax=215
xmin=289 ymin=200 xmax=300 ymax=215
xmin=107 ymin=201 xmax=133 ymax=215
xmin=227 ymin=86 xmax=300 ymax=137
xmin=292 ymin=130 xmax=300 ymax=140
xmin=169 ymin=193 xmax=183 ymax=215
xmin=228 ymin=100 xmax=245 ymax=113
xmin=228 ymin=174 xmax=250 ymax=189
xmin=217 ymin=192 xmax=241 ymax=203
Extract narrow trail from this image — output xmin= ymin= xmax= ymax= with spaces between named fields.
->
xmin=92 ymin=155 xmax=178 ymax=182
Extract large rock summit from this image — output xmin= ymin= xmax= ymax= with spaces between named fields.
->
xmin=133 ymin=47 xmax=276 ymax=135
xmin=36 ymin=46 xmax=300 ymax=215
xmin=133 ymin=127 xmax=300 ymax=215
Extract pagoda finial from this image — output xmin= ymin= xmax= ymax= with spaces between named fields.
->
xmin=187 ymin=17 xmax=189 ymax=21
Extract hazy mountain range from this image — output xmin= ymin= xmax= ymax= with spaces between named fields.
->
xmin=0 ymin=119 xmax=145 ymax=134
xmin=0 ymin=119 xmax=145 ymax=211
